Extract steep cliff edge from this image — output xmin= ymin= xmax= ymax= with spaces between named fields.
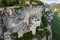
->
xmin=0 ymin=0 xmax=53 ymax=40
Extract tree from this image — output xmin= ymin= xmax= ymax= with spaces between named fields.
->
xmin=1 ymin=0 xmax=7 ymax=6
xmin=0 ymin=0 xmax=2 ymax=7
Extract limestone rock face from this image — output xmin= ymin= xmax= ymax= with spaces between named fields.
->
xmin=4 ymin=31 xmax=12 ymax=40
xmin=21 ymin=6 xmax=43 ymax=34
xmin=5 ymin=6 xmax=43 ymax=33
xmin=0 ymin=5 xmax=52 ymax=40
xmin=3 ymin=5 xmax=44 ymax=37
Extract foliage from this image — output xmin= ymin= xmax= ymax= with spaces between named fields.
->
xmin=0 ymin=39 xmax=4 ymax=40
xmin=23 ymin=31 xmax=32 ymax=40
xmin=11 ymin=31 xmax=33 ymax=40
xmin=11 ymin=32 xmax=18 ymax=40
xmin=17 ymin=37 xmax=23 ymax=40
xmin=51 ymin=3 xmax=60 ymax=17
xmin=36 ymin=26 xmax=50 ymax=39
xmin=0 ymin=0 xmax=44 ymax=8
xmin=51 ymin=12 xmax=60 ymax=40
xmin=41 ymin=15 xmax=48 ymax=27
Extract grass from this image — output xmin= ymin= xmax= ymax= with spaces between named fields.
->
xmin=51 ymin=12 xmax=60 ymax=40
xmin=51 ymin=3 xmax=60 ymax=17
xmin=57 ymin=10 xmax=60 ymax=17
